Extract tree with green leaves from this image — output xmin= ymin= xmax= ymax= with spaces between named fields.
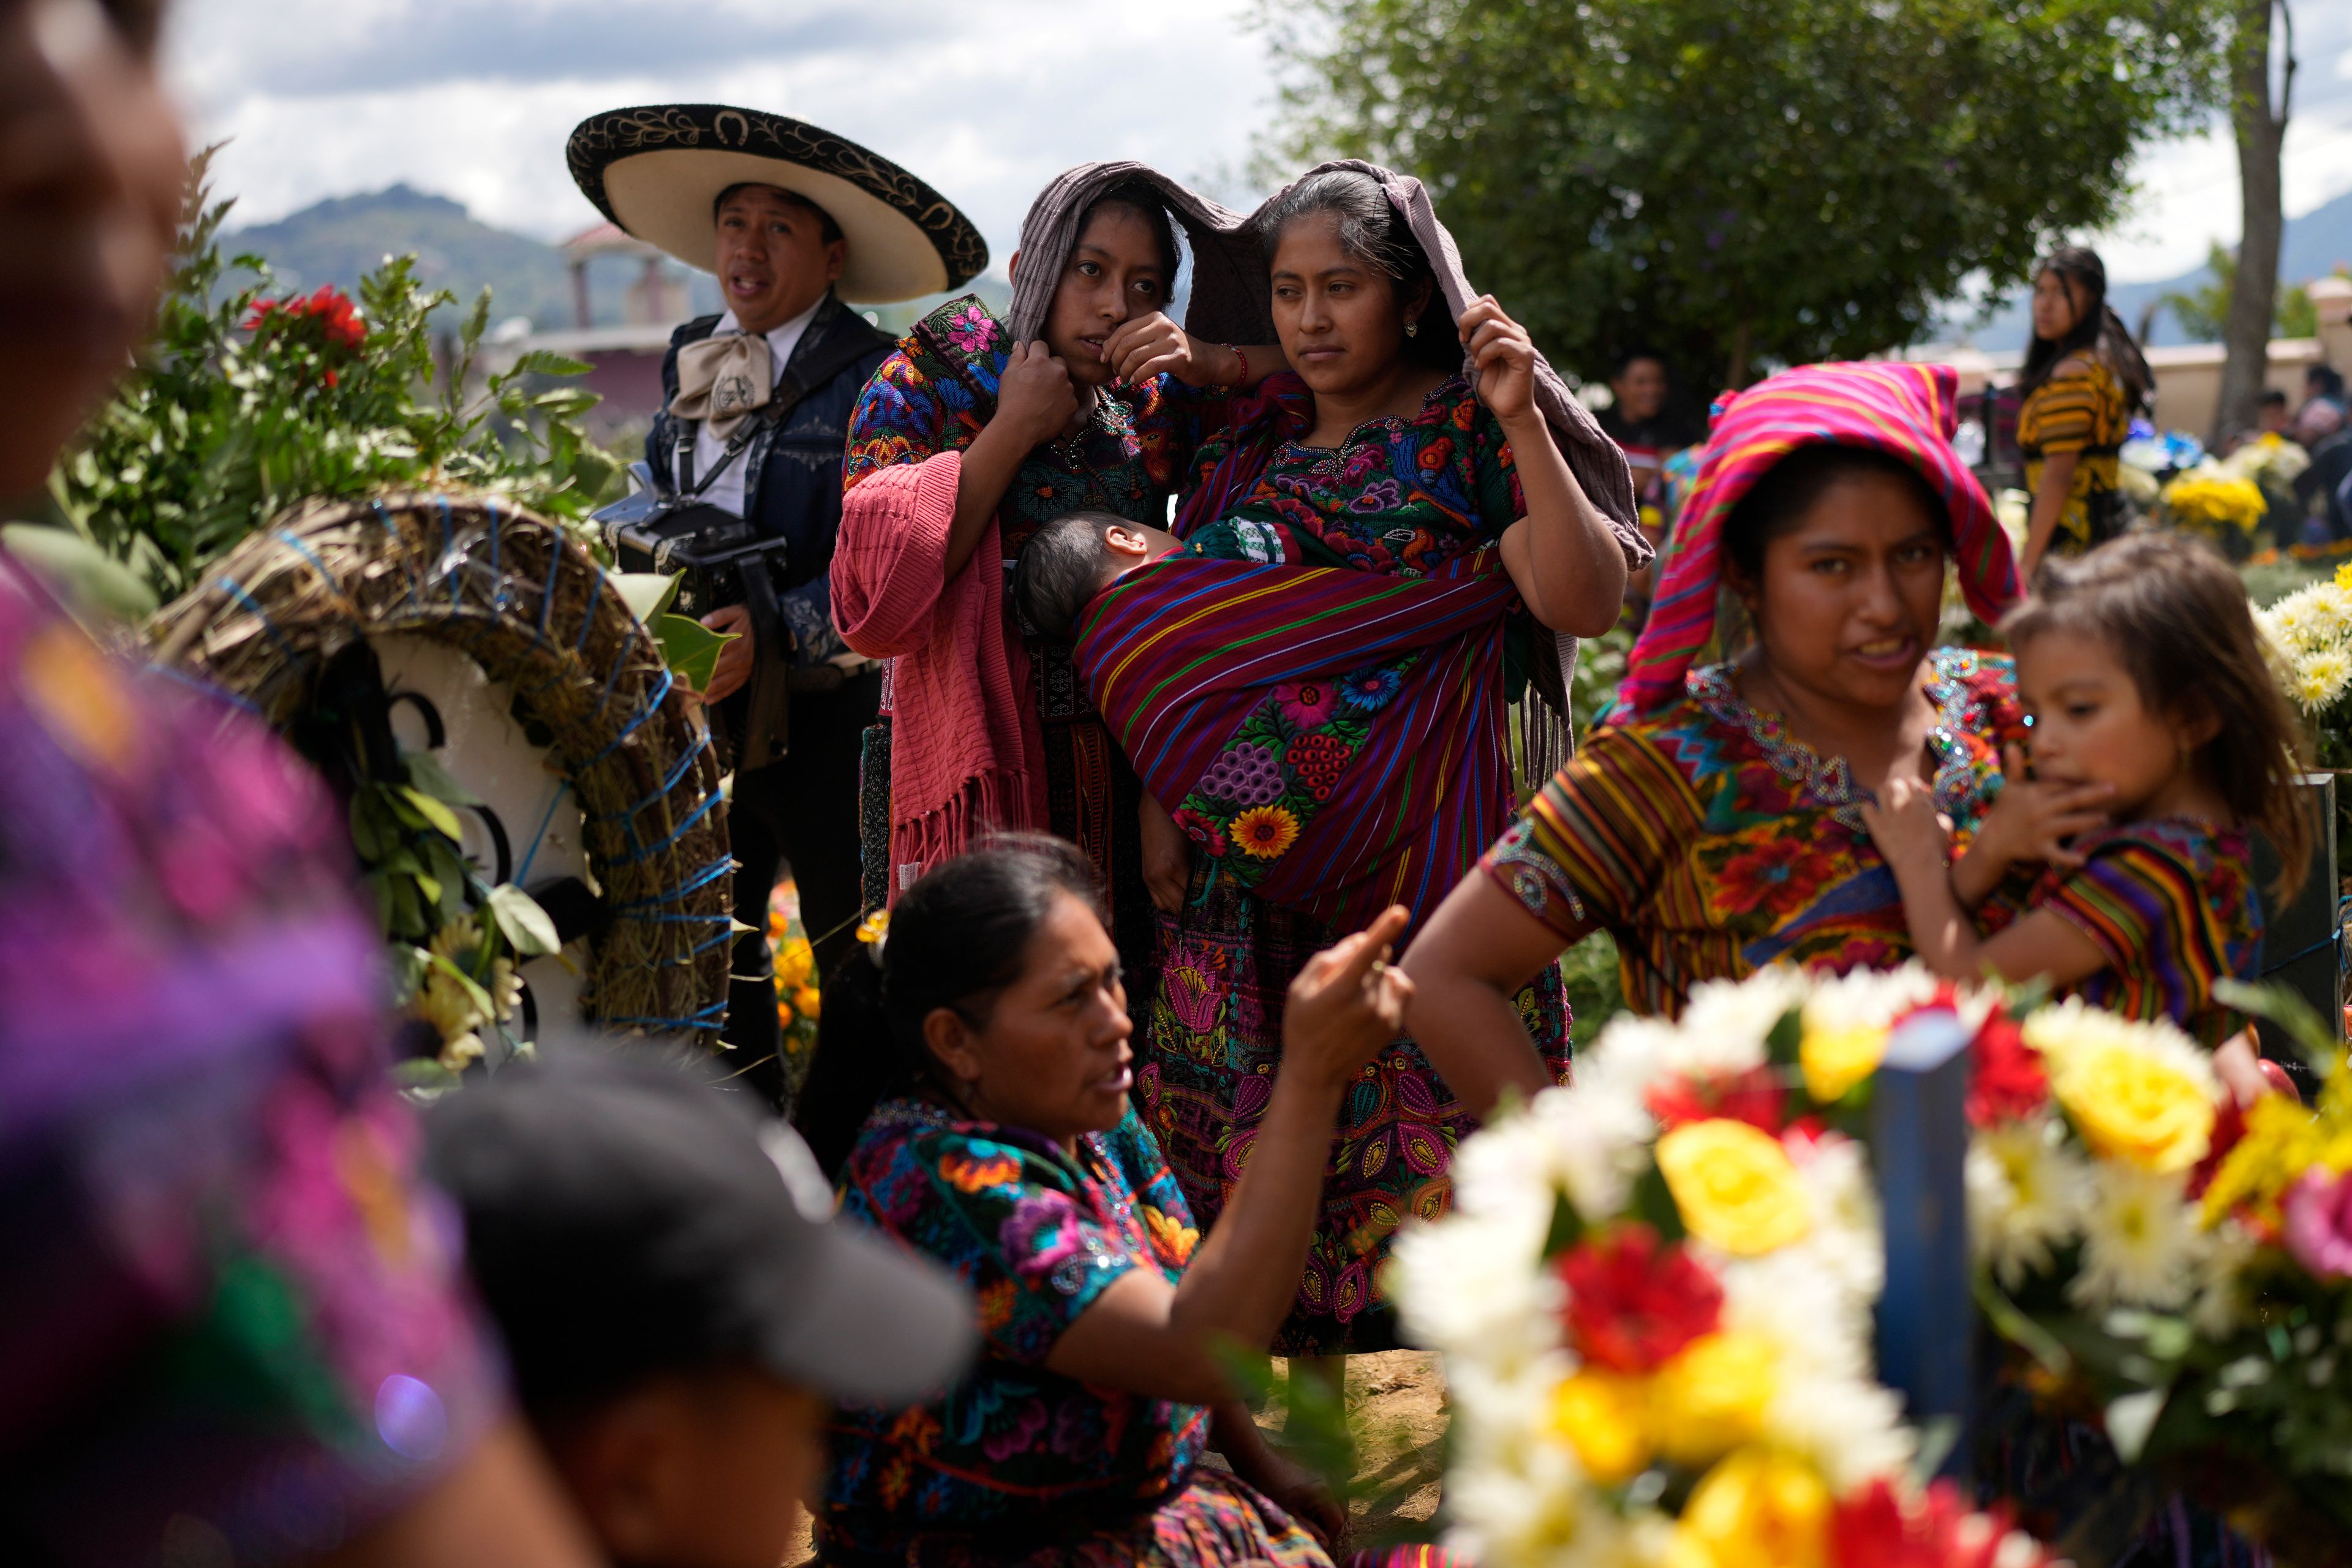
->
xmin=2160 ymin=239 xmax=2315 ymax=342
xmin=1260 ymin=0 xmax=2230 ymax=388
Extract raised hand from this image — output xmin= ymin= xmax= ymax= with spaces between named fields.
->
xmin=1858 ymin=774 xmax=1953 ymax=882
xmin=1282 ymin=906 xmax=1414 ymax=1088
xmin=1972 ymin=742 xmax=2116 ymax=875
xmin=996 ymin=340 xmax=1080 ymax=448
xmin=1102 ymin=311 xmax=1216 ymax=388
xmin=1460 ymin=295 xmax=1538 ymax=424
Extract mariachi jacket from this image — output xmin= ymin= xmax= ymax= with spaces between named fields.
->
xmin=647 ymin=290 xmax=892 ymax=663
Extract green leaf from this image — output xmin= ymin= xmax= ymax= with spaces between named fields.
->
xmin=389 ymin=943 xmax=430 ymax=1003
xmin=412 ymin=869 xmax=443 ymax=907
xmin=486 ymin=882 xmax=561 ymax=957
xmin=404 ymin=749 xmax=482 ymax=807
xmin=428 ymin=948 xmax=496 ymax=1018
xmin=393 ymin=1058 xmax=461 ymax=1091
xmin=0 ymin=524 xmax=159 ymax=620
xmin=397 ymin=784 xmax=464 ymax=843
xmin=511 ymin=349 xmax=593 ymax=377
xmin=613 ymin=571 xmax=682 ymax=624
xmin=2214 ymin=979 xmax=2339 ymax=1073
xmin=1628 ymin=1160 xmax=1686 ymax=1243
xmin=1765 ymin=1005 xmax=1804 ymax=1067
xmin=1542 ymin=1185 xmax=1586 ymax=1259
xmin=655 ymin=611 xmax=737 ymax=692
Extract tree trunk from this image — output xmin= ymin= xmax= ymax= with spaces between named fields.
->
xmin=2214 ymin=0 xmax=2294 ymax=448
xmin=1726 ymin=317 xmax=1753 ymax=390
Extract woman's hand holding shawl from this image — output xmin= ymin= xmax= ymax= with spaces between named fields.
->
xmin=1461 ymin=294 xmax=1629 ymax=637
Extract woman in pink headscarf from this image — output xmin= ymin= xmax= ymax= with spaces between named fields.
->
xmin=1402 ymin=361 xmax=2065 ymax=1113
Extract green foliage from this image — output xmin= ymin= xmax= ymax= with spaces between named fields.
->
xmin=2159 ymin=242 xmax=2320 ymax=342
xmin=1259 ymin=0 xmax=2230 ymax=386
xmin=47 ymin=149 xmax=622 ymax=603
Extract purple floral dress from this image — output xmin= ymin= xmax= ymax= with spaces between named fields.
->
xmin=1147 ymin=371 xmax=1572 ymax=1355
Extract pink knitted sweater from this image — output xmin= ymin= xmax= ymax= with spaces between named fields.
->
xmin=831 ymin=451 xmax=1047 ymax=899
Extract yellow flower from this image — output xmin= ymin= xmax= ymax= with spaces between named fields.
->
xmin=855 ymin=909 xmax=890 ymax=945
xmin=2334 ymin=560 xmax=2352 ymax=593
xmin=793 ymin=984 xmax=822 ymax=1021
xmin=1551 ymin=1369 xmax=1652 ymax=1482
xmin=774 ymin=935 xmax=815 ymax=991
xmin=1800 ymin=1022 xmax=1886 ymax=1103
xmin=2202 ymin=1093 xmax=2327 ymax=1225
xmin=775 ymin=999 xmax=794 ymax=1030
xmin=1230 ymin=804 xmax=1301 ymax=860
xmin=2046 ymin=1036 xmax=2215 ymax=1174
xmin=1656 ymin=1119 xmax=1812 ymax=1254
xmin=1666 ymin=1450 xmax=1831 ymax=1568
xmin=1649 ymin=1331 xmax=1779 ymax=1467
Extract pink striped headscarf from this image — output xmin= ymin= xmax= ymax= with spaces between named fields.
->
xmin=1610 ymin=361 xmax=2015 ymax=723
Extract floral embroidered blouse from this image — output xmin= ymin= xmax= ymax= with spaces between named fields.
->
xmin=2029 ymin=816 xmax=2263 ymax=1044
xmin=819 ymin=1097 xmax=1208 ymax=1561
xmin=1177 ymin=371 xmax=1524 ymax=574
xmin=1479 ymin=648 xmax=2023 ymax=1016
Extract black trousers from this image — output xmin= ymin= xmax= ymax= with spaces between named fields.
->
xmin=723 ymin=669 xmax=883 ymax=1109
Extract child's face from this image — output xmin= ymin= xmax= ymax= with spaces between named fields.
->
xmin=559 ymin=1366 xmax=827 ymax=1568
xmin=2016 ymin=628 xmax=2202 ymax=818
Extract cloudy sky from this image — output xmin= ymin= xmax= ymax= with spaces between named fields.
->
xmin=162 ymin=0 xmax=2352 ymax=288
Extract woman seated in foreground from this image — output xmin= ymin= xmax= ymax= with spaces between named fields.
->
xmin=793 ymin=836 xmax=1413 ymax=1568
xmin=1403 ymin=361 xmax=2043 ymax=1111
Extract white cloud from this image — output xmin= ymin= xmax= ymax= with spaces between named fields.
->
xmin=163 ymin=0 xmax=1281 ymax=265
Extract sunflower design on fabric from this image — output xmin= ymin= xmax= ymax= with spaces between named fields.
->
xmin=1230 ymin=804 xmax=1301 ymax=860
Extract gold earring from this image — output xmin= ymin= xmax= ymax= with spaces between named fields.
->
xmin=1404 ymin=319 xmax=1419 ymax=337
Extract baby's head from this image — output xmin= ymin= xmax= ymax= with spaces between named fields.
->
xmin=1010 ymin=509 xmax=1181 ymax=641
xmin=2004 ymin=533 xmax=2308 ymax=889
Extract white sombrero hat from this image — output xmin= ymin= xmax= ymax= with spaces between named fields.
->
xmin=567 ymin=105 xmax=987 ymax=305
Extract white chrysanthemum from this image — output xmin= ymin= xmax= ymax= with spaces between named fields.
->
xmin=1801 ymin=963 xmax=1948 ymax=1033
xmin=2267 ymin=592 xmax=2319 ymax=654
xmin=1787 ymin=1131 xmax=1887 ymax=1303
xmin=1389 ymin=1210 xmax=1555 ymax=1368
xmin=1527 ymin=1082 xmax=1657 ymax=1224
xmin=2296 ymin=647 xmax=2352 ymax=711
xmin=1968 ymin=1113 xmax=2089 ymax=1288
xmin=2022 ymin=999 xmax=2220 ymax=1099
xmin=1764 ymin=1368 xmax=1917 ymax=1492
xmin=1671 ymin=968 xmax=1809 ymax=1069
xmin=2190 ymin=1216 xmax=2263 ymax=1337
xmin=2071 ymin=1161 xmax=2207 ymax=1311
xmin=1720 ymin=1248 xmax=1875 ymax=1382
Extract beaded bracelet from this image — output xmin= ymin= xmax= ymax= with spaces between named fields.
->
xmin=1224 ymin=343 xmax=1250 ymax=385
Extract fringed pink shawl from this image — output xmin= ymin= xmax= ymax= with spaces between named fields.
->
xmin=830 ymin=452 xmax=1046 ymax=898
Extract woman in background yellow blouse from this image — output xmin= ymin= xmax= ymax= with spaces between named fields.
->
xmin=2015 ymin=245 xmax=2151 ymax=579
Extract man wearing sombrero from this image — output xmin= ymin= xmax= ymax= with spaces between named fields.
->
xmin=568 ymin=105 xmax=986 ymax=1104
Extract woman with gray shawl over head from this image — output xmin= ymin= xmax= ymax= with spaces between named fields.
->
xmin=1133 ymin=163 xmax=1648 ymax=1359
xmin=828 ymin=164 xmax=1284 ymax=1012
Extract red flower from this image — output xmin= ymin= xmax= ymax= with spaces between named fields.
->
xmin=1556 ymin=1223 xmax=1724 ymax=1373
xmin=1965 ymin=1011 xmax=2047 ymax=1127
xmin=2188 ymin=1093 xmax=2247 ymax=1201
xmin=244 ymin=284 xmax=365 ymax=355
xmin=1646 ymin=1065 xmax=1786 ymax=1136
xmin=1714 ymin=835 xmax=1839 ymax=916
xmin=1830 ymin=1477 xmax=2046 ymax=1568
xmin=1170 ymin=806 xmax=1228 ymax=859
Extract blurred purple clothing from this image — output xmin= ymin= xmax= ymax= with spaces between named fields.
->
xmin=0 ymin=561 xmax=502 ymax=1565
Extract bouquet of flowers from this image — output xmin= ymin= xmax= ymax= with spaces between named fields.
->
xmin=1392 ymin=959 xmax=2352 ymax=1567
xmin=1974 ymin=988 xmax=2352 ymax=1561
xmin=1392 ymin=967 xmax=2052 ymax=1568
xmin=2254 ymin=564 xmax=2352 ymax=773
xmin=2160 ymin=465 xmax=2268 ymax=541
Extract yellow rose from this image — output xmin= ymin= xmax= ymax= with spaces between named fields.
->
xmin=1655 ymin=1119 xmax=1812 ymax=1254
xmin=1800 ymin=1022 xmax=1887 ymax=1103
xmin=1666 ymin=1450 xmax=1831 ymax=1568
xmin=1550 ymin=1369 xmax=1651 ymax=1482
xmin=2051 ymin=1041 xmax=2215 ymax=1174
xmin=1649 ymin=1331 xmax=1778 ymax=1467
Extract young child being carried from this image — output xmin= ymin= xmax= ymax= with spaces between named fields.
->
xmin=1861 ymin=532 xmax=2307 ymax=1044
xmin=1009 ymin=508 xmax=1537 ymax=934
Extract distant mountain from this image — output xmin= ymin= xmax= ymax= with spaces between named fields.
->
xmin=225 ymin=184 xmax=718 ymax=330
xmin=1935 ymin=185 xmax=2352 ymax=351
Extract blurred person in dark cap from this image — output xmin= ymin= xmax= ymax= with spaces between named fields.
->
xmin=0 ymin=0 xmax=600 ymax=1562
xmin=424 ymin=1052 xmax=973 ymax=1568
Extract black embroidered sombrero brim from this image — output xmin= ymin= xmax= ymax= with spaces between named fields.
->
xmin=567 ymin=105 xmax=987 ymax=304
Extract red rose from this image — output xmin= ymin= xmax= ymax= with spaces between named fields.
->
xmin=1557 ymin=1223 xmax=1724 ymax=1373
xmin=1965 ymin=1011 xmax=2047 ymax=1127
xmin=1647 ymin=1064 xmax=1786 ymax=1136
